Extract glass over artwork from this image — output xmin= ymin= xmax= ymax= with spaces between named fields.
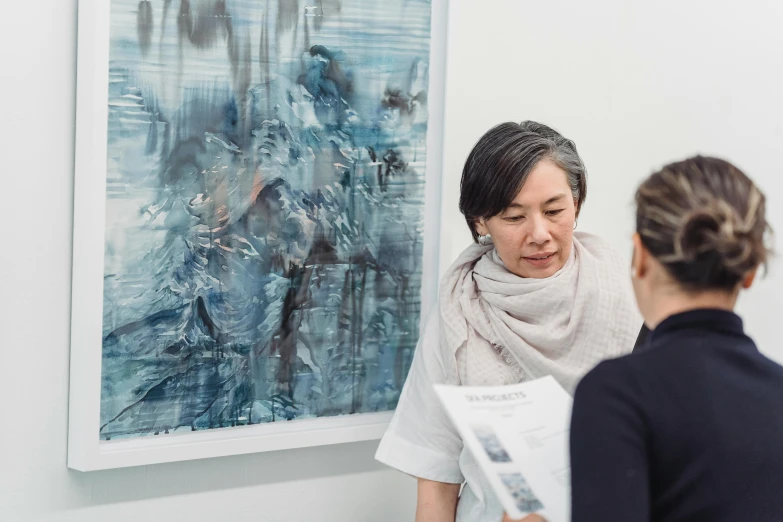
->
xmin=99 ymin=0 xmax=432 ymax=440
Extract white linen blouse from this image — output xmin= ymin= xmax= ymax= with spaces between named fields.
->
xmin=375 ymin=304 xmax=514 ymax=522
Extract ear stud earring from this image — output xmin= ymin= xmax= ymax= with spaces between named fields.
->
xmin=478 ymin=234 xmax=493 ymax=246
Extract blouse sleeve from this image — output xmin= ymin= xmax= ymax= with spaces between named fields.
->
xmin=374 ymin=305 xmax=465 ymax=484
xmin=570 ymin=359 xmax=651 ymax=522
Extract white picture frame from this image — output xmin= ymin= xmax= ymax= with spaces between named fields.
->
xmin=67 ymin=0 xmax=449 ymax=471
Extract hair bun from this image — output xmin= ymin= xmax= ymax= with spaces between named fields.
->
xmin=676 ymin=204 xmax=754 ymax=275
xmin=636 ymin=156 xmax=770 ymax=291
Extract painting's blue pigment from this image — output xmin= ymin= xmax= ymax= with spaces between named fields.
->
xmin=99 ymin=0 xmax=432 ymax=439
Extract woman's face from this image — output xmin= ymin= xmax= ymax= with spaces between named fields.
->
xmin=476 ymin=159 xmax=577 ymax=278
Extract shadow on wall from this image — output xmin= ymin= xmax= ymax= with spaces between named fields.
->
xmin=67 ymin=440 xmax=386 ymax=505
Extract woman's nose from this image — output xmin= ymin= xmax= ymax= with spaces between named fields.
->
xmin=529 ymin=215 xmax=551 ymax=244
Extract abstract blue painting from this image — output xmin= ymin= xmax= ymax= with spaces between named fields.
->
xmin=99 ymin=0 xmax=432 ymax=440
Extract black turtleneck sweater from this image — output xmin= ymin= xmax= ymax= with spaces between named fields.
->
xmin=570 ymin=309 xmax=783 ymax=522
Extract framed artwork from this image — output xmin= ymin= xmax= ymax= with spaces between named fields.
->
xmin=68 ymin=0 xmax=447 ymax=471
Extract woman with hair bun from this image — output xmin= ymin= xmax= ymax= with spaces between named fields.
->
xmin=563 ymin=156 xmax=782 ymax=522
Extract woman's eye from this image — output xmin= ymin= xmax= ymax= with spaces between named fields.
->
xmin=546 ymin=209 xmax=565 ymax=216
xmin=504 ymin=215 xmax=524 ymax=222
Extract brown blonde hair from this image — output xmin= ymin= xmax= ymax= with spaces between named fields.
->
xmin=636 ymin=156 xmax=772 ymax=291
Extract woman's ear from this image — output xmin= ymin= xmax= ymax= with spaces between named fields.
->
xmin=741 ymin=267 xmax=758 ymax=289
xmin=631 ymin=233 xmax=648 ymax=279
xmin=475 ymin=218 xmax=489 ymax=237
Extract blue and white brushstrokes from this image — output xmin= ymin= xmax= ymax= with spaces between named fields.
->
xmin=99 ymin=0 xmax=432 ymax=439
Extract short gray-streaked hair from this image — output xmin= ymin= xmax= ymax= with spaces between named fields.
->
xmin=459 ymin=121 xmax=587 ymax=242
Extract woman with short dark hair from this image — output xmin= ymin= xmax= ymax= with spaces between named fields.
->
xmin=376 ymin=121 xmax=644 ymax=522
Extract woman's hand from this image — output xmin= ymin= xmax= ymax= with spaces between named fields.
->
xmin=501 ymin=513 xmax=547 ymax=522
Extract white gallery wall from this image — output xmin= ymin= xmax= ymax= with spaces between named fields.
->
xmin=440 ymin=0 xmax=783 ymax=362
xmin=2 ymin=1 xmax=782 ymax=521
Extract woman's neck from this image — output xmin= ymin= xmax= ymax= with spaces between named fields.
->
xmin=645 ymin=287 xmax=739 ymax=329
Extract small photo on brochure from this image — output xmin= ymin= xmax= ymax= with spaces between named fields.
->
xmin=471 ymin=424 xmax=512 ymax=463
xmin=499 ymin=472 xmax=545 ymax=513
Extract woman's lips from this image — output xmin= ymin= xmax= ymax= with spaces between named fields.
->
xmin=522 ymin=252 xmax=556 ymax=267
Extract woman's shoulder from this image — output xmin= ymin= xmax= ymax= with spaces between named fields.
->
xmin=574 ymin=230 xmax=620 ymax=254
xmin=441 ymin=241 xmax=493 ymax=280
xmin=574 ymin=354 xmax=641 ymax=404
xmin=577 ymin=341 xmax=668 ymax=400
xmin=574 ymin=231 xmax=628 ymax=271
xmin=420 ymin=300 xmax=441 ymax=338
xmin=415 ymin=299 xmax=448 ymax=356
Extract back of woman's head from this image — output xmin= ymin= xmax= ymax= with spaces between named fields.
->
xmin=636 ymin=156 xmax=772 ymax=291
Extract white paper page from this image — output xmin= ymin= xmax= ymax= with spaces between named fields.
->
xmin=434 ymin=376 xmax=572 ymax=522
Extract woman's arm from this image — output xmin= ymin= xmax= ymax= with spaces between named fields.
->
xmin=376 ymin=308 xmax=465 ymax=517
xmin=501 ymin=514 xmax=546 ymax=522
xmin=416 ymin=478 xmax=460 ymax=522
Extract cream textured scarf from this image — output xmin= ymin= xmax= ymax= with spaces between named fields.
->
xmin=439 ymin=231 xmax=642 ymax=393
